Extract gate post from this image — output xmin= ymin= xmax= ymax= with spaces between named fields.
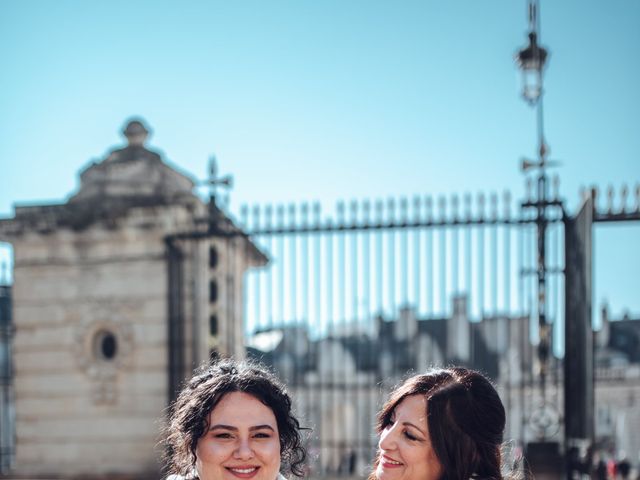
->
xmin=563 ymin=194 xmax=594 ymax=479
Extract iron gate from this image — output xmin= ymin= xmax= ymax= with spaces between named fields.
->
xmin=236 ymin=188 xmax=568 ymax=477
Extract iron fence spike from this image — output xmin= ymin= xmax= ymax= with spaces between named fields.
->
xmin=288 ymin=204 xmax=296 ymax=228
xmin=620 ymin=184 xmax=629 ymax=214
xmin=313 ymin=202 xmax=322 ymax=226
xmin=478 ymin=193 xmax=486 ymax=219
xmin=375 ymin=200 xmax=384 ymax=223
xmin=552 ymin=175 xmax=560 ymax=201
xmin=265 ymin=205 xmax=273 ymax=228
xmin=413 ymin=195 xmax=421 ymax=222
xmin=607 ymin=185 xmax=614 ymax=214
xmin=350 ymin=200 xmax=359 ymax=226
xmin=503 ymin=191 xmax=511 ymax=218
xmin=250 ymin=205 xmax=259 ymax=230
xmin=438 ymin=196 xmax=447 ymax=222
xmin=425 ymin=196 xmax=433 ymax=221
xmin=246 ymin=205 xmax=260 ymax=230
xmin=387 ymin=198 xmax=396 ymax=224
xmin=277 ymin=205 xmax=285 ymax=228
xmin=337 ymin=201 xmax=346 ymax=227
xmin=400 ymin=197 xmax=409 ymax=222
xmin=491 ymin=193 xmax=498 ymax=220
xmin=451 ymin=195 xmax=459 ymax=221
xmin=464 ymin=193 xmax=472 ymax=221
xmin=240 ymin=204 xmax=249 ymax=227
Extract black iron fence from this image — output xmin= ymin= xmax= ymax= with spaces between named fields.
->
xmin=236 ymin=187 xmax=569 ymax=476
xmin=233 ymin=182 xmax=639 ymax=477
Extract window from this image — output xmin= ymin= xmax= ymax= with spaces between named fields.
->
xmin=210 ymin=314 xmax=218 ymax=336
xmin=209 ymin=246 xmax=218 ymax=269
xmin=93 ymin=330 xmax=118 ymax=361
xmin=209 ymin=279 xmax=218 ymax=303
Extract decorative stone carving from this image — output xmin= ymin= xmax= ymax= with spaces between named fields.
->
xmin=73 ymin=315 xmax=134 ymax=405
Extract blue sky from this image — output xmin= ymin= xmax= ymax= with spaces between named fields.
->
xmin=0 ymin=1 xmax=638 ymax=321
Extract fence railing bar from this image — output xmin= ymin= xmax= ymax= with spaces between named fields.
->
xmin=519 ymin=267 xmax=564 ymax=275
xmin=593 ymin=212 xmax=640 ymax=222
xmin=242 ymin=217 xmax=561 ymax=236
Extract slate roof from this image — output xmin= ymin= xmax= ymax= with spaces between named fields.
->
xmin=248 ymin=314 xmax=501 ymax=383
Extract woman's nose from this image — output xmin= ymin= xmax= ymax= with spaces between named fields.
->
xmin=379 ymin=425 xmax=397 ymax=451
xmin=234 ymin=438 xmax=255 ymax=459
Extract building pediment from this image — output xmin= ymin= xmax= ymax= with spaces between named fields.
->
xmin=69 ymin=119 xmax=195 ymax=203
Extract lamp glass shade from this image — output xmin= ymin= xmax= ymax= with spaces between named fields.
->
xmin=521 ymin=69 xmax=543 ymax=104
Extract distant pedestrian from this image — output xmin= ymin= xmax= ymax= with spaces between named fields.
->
xmin=607 ymin=457 xmax=617 ymax=480
xmin=594 ymin=455 xmax=607 ymax=480
xmin=617 ymin=456 xmax=631 ymax=480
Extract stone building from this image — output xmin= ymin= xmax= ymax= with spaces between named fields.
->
xmin=593 ymin=305 xmax=640 ymax=459
xmin=0 ymin=119 xmax=266 ymax=478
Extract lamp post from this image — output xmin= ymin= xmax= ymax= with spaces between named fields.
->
xmin=516 ymin=0 xmax=554 ymax=418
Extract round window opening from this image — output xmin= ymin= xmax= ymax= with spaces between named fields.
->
xmin=93 ymin=330 xmax=118 ymax=361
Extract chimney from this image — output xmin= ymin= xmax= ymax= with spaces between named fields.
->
xmin=447 ymin=295 xmax=470 ymax=361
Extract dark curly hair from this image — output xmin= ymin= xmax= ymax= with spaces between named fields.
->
xmin=164 ymin=359 xmax=307 ymax=478
xmin=370 ymin=367 xmax=506 ymax=480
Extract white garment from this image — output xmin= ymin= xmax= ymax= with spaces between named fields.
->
xmin=167 ymin=472 xmax=290 ymax=480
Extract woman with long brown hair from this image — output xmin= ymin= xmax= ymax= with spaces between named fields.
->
xmin=370 ymin=367 xmax=507 ymax=480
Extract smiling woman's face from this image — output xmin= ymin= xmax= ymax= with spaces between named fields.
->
xmin=195 ymin=391 xmax=281 ymax=480
xmin=376 ymin=394 xmax=443 ymax=480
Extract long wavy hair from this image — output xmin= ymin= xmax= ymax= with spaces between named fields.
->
xmin=370 ymin=367 xmax=506 ymax=480
xmin=164 ymin=359 xmax=307 ymax=478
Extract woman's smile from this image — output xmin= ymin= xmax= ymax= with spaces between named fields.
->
xmin=224 ymin=465 xmax=261 ymax=478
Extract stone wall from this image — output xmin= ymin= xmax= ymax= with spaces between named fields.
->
xmin=9 ymin=203 xmax=198 ymax=477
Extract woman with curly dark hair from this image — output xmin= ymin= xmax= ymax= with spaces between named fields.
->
xmin=370 ymin=367 xmax=507 ymax=480
xmin=164 ymin=359 xmax=306 ymax=480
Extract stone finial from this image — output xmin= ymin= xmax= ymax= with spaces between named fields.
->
xmin=122 ymin=119 xmax=149 ymax=147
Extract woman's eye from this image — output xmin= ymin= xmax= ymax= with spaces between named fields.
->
xmin=214 ymin=433 xmax=233 ymax=439
xmin=403 ymin=430 xmax=419 ymax=441
xmin=253 ymin=432 xmax=271 ymax=439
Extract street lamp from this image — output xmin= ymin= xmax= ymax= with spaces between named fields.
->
xmin=516 ymin=31 xmax=548 ymax=106
xmin=516 ymin=0 xmax=557 ymax=431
